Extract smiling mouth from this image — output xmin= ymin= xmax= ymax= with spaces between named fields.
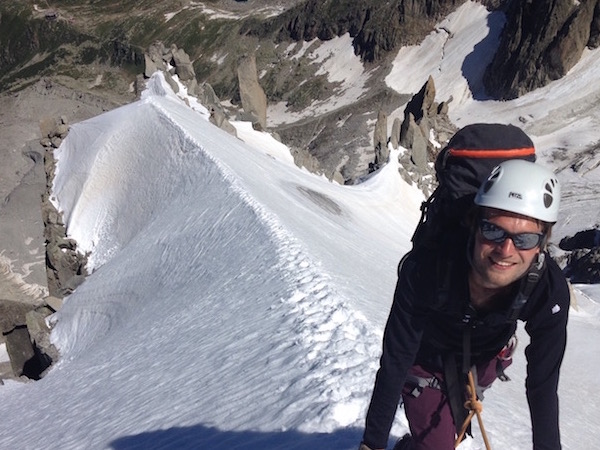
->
xmin=490 ymin=258 xmax=515 ymax=268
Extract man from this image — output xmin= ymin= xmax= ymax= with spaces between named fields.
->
xmin=360 ymin=156 xmax=570 ymax=449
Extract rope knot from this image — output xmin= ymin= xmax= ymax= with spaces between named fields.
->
xmin=455 ymin=370 xmax=492 ymax=449
xmin=464 ymin=398 xmax=483 ymax=414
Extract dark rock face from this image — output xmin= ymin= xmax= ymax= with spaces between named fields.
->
xmin=484 ymin=0 xmax=600 ymax=100
xmin=563 ymin=247 xmax=600 ymax=283
xmin=559 ymin=229 xmax=600 ymax=283
xmin=39 ymin=116 xmax=88 ymax=298
xmin=251 ymin=0 xmax=465 ymax=62
xmin=560 ymin=229 xmax=600 ymax=250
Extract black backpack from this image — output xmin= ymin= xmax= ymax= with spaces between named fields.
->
xmin=411 ymin=123 xmax=537 ymax=250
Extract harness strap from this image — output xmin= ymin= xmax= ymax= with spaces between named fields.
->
xmin=411 ymin=186 xmax=440 ymax=245
xmin=443 ymin=353 xmax=470 ymax=439
xmin=462 ymin=317 xmax=472 ymax=374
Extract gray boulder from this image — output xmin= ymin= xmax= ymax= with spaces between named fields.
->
xmin=400 ymin=113 xmax=429 ymax=172
xmin=163 ymin=71 xmax=180 ymax=94
xmin=199 ymin=82 xmax=235 ymax=136
xmin=144 ymin=41 xmax=168 ymax=78
xmin=171 ymin=46 xmax=196 ymax=82
xmin=209 ymin=107 xmax=238 ymax=137
xmin=144 ymin=42 xmax=196 ymax=87
xmin=0 ymin=299 xmax=56 ymax=380
xmin=144 ymin=54 xmax=159 ymax=79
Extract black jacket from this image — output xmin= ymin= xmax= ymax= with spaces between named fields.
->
xmin=363 ymin=243 xmax=570 ymax=450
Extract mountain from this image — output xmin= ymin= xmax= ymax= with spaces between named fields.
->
xmin=2 ymin=0 xmax=599 ymax=184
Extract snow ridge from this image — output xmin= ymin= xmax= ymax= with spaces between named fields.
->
xmin=147 ymin=90 xmax=384 ymax=430
xmin=47 ymin=81 xmax=386 ymax=447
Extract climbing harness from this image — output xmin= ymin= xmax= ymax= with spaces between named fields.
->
xmin=405 ymin=373 xmax=442 ymax=398
xmin=454 ymin=370 xmax=491 ymax=450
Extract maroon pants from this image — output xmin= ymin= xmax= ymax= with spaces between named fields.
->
xmin=401 ymin=357 xmax=510 ymax=450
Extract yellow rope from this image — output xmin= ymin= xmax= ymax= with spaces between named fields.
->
xmin=454 ymin=370 xmax=492 ymax=450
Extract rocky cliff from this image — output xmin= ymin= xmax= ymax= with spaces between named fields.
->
xmin=484 ymin=0 xmax=600 ymax=99
xmin=245 ymin=0 xmax=464 ymax=62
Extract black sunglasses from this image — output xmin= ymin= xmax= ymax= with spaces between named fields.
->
xmin=479 ymin=220 xmax=544 ymax=251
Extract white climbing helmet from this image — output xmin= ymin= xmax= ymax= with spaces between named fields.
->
xmin=474 ymin=159 xmax=560 ymax=223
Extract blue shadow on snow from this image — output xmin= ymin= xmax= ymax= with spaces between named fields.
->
xmin=110 ymin=424 xmax=364 ymax=450
xmin=461 ymin=11 xmax=506 ymax=101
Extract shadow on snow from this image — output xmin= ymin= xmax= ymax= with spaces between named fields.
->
xmin=462 ymin=11 xmax=506 ymax=101
xmin=109 ymin=424 xmax=363 ymax=450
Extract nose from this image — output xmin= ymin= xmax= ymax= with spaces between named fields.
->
xmin=494 ymin=237 xmax=517 ymax=255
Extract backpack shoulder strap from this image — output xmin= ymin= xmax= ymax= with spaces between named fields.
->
xmin=506 ymin=252 xmax=546 ymax=322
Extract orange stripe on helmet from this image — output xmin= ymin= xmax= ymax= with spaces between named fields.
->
xmin=448 ymin=147 xmax=535 ymax=158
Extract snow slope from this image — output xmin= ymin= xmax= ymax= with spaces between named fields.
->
xmin=1 ymin=2 xmax=599 ymax=449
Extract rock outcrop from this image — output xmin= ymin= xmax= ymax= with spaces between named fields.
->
xmin=373 ymin=110 xmax=389 ymax=170
xmin=144 ymin=42 xmax=199 ymax=94
xmin=0 ymin=117 xmax=69 ymax=380
xmin=484 ymin=0 xmax=600 ymax=99
xmin=560 ymin=228 xmax=600 ymax=283
xmin=390 ymin=118 xmax=401 ymax=150
xmin=40 ymin=117 xmax=88 ymax=299
xmin=0 ymin=116 xmax=87 ymax=382
xmin=0 ymin=298 xmax=59 ymax=380
xmin=143 ymin=41 xmax=238 ymax=137
xmin=237 ymin=54 xmax=268 ymax=131
xmin=396 ymin=76 xmax=456 ymax=195
xmin=277 ymin=88 xmax=408 ymax=184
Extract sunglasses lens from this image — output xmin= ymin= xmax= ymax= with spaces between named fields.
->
xmin=511 ymin=233 xmax=542 ymax=250
xmin=480 ymin=221 xmax=507 ymax=242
